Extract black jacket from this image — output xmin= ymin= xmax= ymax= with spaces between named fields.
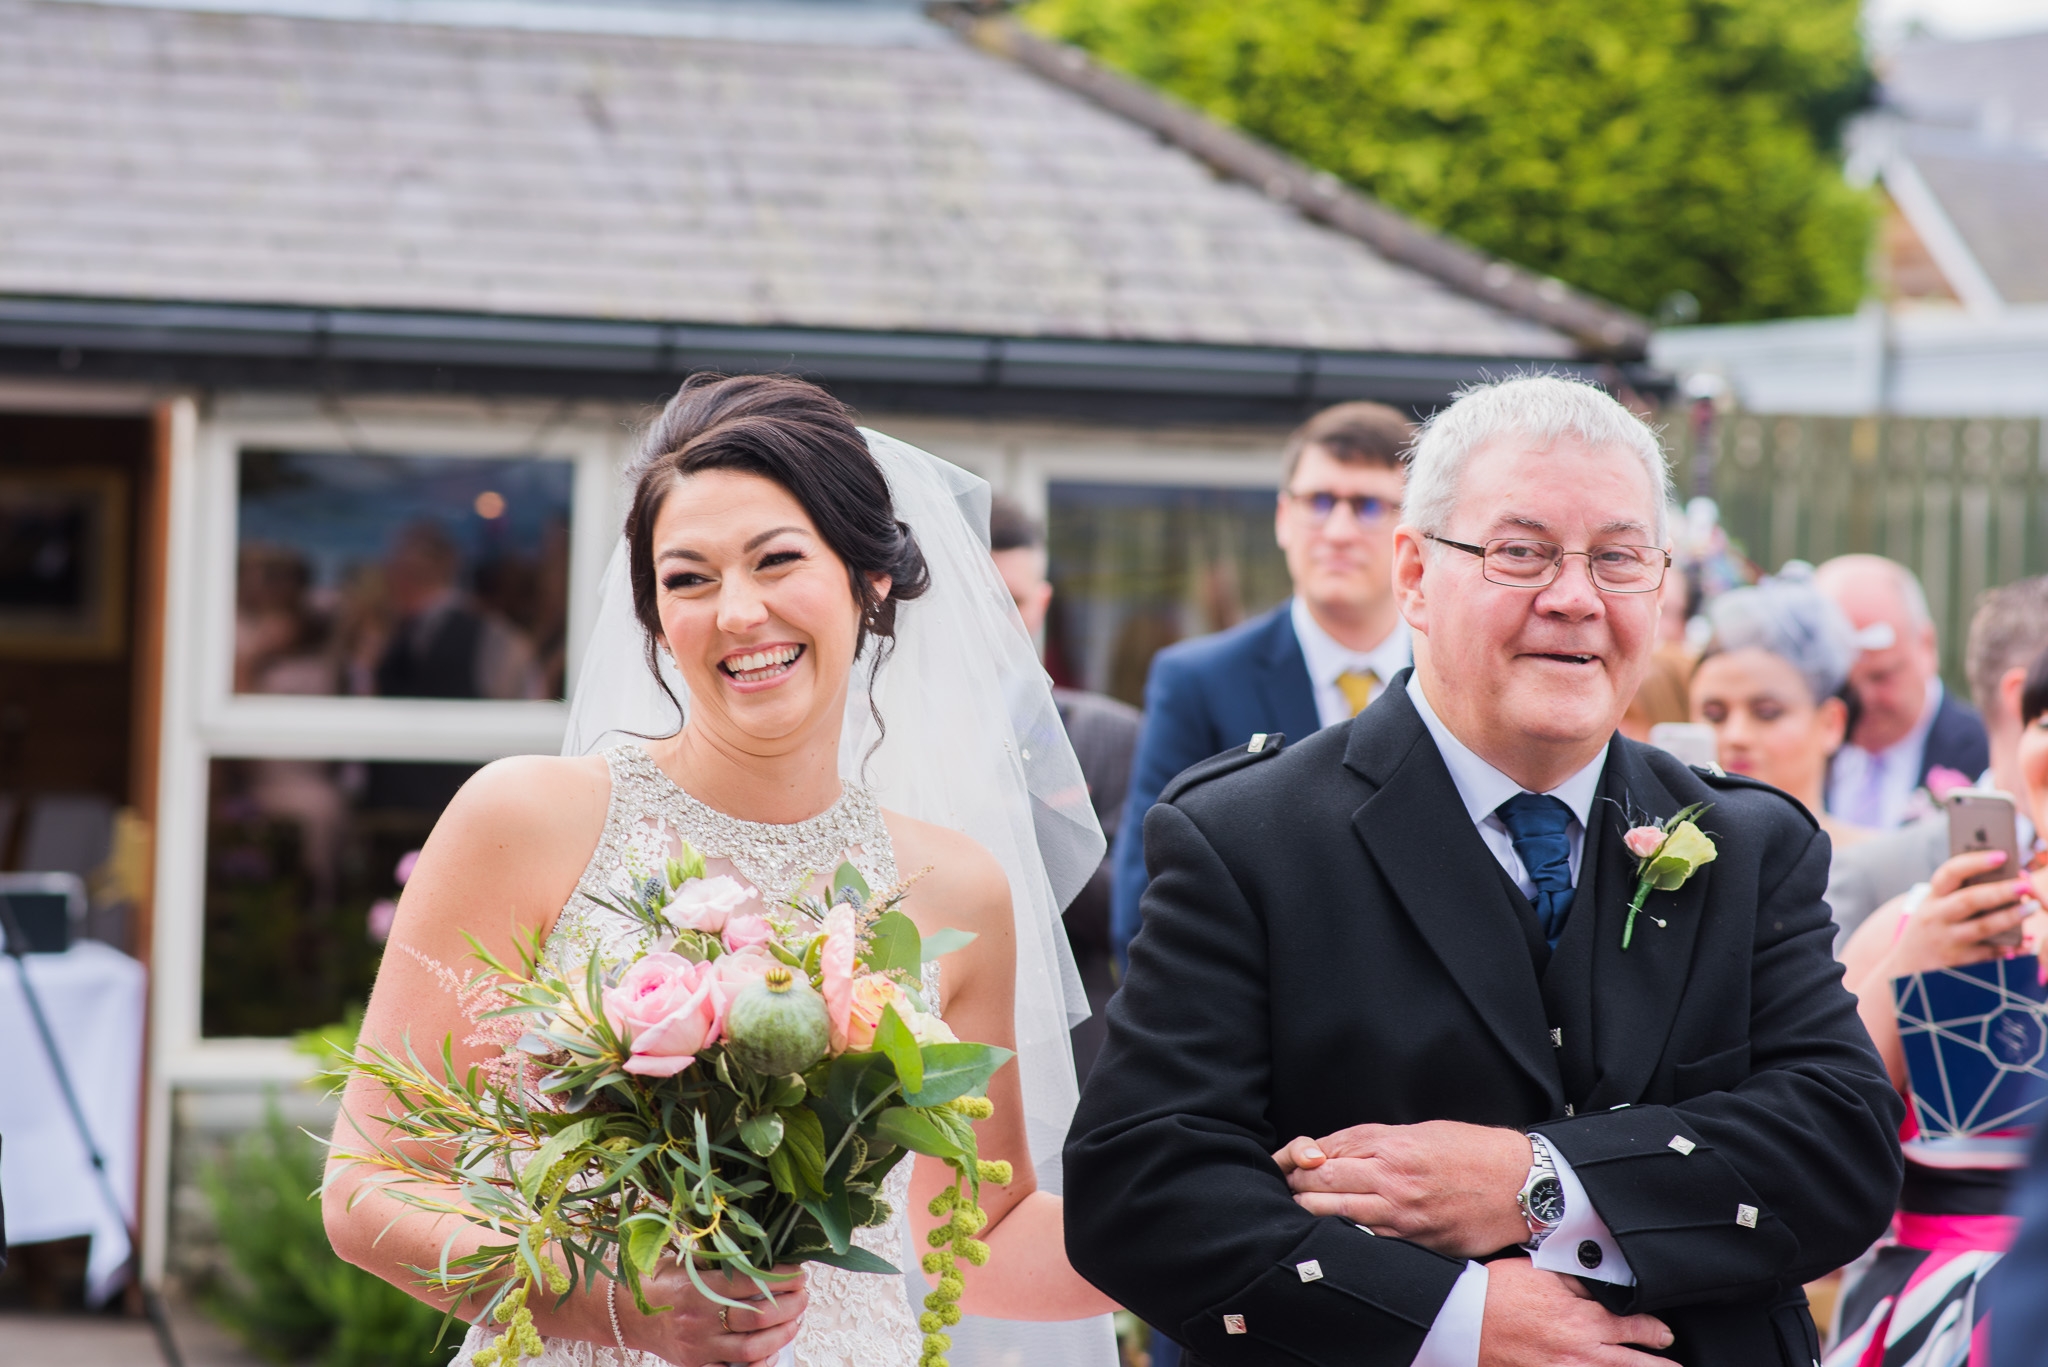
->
xmin=1065 ymin=680 xmax=1903 ymax=1367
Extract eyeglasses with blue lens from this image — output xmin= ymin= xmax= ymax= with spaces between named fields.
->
xmin=1286 ymin=490 xmax=1401 ymax=524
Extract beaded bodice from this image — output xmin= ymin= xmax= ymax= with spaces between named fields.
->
xmin=450 ymin=743 xmax=923 ymax=1367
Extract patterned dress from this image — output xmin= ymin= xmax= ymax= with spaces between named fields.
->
xmin=450 ymin=743 xmax=927 ymax=1367
xmin=1825 ymin=881 xmax=2033 ymax=1367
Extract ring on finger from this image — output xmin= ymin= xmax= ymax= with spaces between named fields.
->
xmin=720 ymin=1306 xmax=731 ymax=1332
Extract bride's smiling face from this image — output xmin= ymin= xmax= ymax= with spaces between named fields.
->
xmin=650 ymin=468 xmax=887 ymax=747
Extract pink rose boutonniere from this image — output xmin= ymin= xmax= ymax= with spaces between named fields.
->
xmin=1621 ymin=803 xmax=1718 ymax=950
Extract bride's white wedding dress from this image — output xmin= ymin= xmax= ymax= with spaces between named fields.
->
xmin=551 ymin=427 xmax=1118 ymax=1367
xmin=449 ymin=743 xmax=924 ymax=1367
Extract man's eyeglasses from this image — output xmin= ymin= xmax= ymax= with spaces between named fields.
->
xmin=1285 ymin=490 xmax=1401 ymax=524
xmin=1425 ymin=534 xmax=1670 ymax=593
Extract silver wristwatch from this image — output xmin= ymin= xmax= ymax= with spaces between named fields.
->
xmin=1516 ymin=1132 xmax=1565 ymax=1251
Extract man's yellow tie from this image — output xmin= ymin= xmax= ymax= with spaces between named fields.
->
xmin=1336 ymin=669 xmax=1379 ymax=717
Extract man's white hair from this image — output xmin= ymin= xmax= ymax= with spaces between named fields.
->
xmin=1404 ymin=375 xmax=1672 ymax=545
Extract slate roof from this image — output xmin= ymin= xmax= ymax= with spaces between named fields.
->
xmin=1866 ymin=29 xmax=2048 ymax=307
xmin=1905 ymin=135 xmax=2048 ymax=305
xmin=0 ymin=0 xmax=1578 ymax=358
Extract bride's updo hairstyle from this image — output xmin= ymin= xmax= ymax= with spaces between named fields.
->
xmin=624 ymin=373 xmax=931 ymax=724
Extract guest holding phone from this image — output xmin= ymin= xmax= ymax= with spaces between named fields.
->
xmin=1830 ymin=642 xmax=2048 ymax=1366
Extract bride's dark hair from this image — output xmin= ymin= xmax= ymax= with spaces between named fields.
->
xmin=624 ymin=373 xmax=932 ymax=732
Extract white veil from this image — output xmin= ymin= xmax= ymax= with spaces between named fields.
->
xmin=563 ymin=430 xmax=1118 ymax=1367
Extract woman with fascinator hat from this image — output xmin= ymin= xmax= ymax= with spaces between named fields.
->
xmin=322 ymin=374 xmax=1118 ymax=1367
xmin=1688 ymin=562 xmax=1874 ymax=860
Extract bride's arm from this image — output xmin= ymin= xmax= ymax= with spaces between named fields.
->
xmin=894 ymin=820 xmax=1121 ymax=1322
xmin=321 ymin=755 xmax=808 ymax=1367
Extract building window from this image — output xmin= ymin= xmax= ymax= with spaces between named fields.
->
xmin=235 ymin=450 xmax=574 ymax=701
xmin=1045 ymin=481 xmax=1291 ymax=705
xmin=200 ymin=755 xmax=477 ymax=1038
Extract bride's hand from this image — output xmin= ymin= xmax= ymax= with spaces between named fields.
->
xmin=620 ymin=1263 xmax=807 ymax=1367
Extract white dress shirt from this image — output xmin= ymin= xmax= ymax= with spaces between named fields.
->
xmin=1405 ymin=674 xmax=1636 ymax=1367
xmin=1291 ymin=597 xmax=1415 ymax=729
xmin=1827 ymin=678 xmax=1944 ymax=830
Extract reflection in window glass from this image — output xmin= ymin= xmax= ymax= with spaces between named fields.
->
xmin=202 ymin=757 xmax=476 ymax=1037
xmin=236 ymin=451 xmax=574 ymax=700
xmin=1046 ymin=482 xmax=1291 ymax=707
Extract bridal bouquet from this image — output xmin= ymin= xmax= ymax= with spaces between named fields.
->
xmin=327 ymin=829 xmax=1012 ymax=1367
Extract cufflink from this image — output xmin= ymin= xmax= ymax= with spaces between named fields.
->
xmin=1564 ymin=1103 xmax=1575 ymax=1116
xmin=1247 ymin=734 xmax=1269 ymax=753
xmin=1668 ymin=1135 xmax=1696 ymax=1156
xmin=1223 ymin=1314 xmax=1248 ymax=1334
xmin=1549 ymin=1027 xmax=1562 ymax=1047
xmin=1736 ymin=1204 xmax=1759 ymax=1228
xmin=1577 ymin=1240 xmax=1603 ymax=1270
xmin=1296 ymin=1260 xmax=1323 ymax=1283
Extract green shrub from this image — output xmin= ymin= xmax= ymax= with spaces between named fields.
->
xmin=200 ymin=1099 xmax=460 ymax=1367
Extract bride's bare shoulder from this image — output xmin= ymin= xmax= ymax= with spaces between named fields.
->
xmin=435 ymin=753 xmax=611 ymax=860
xmin=880 ymin=810 xmax=1011 ymax=934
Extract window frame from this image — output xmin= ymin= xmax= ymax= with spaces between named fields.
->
xmin=155 ymin=400 xmax=626 ymax=1089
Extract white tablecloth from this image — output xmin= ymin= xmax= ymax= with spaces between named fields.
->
xmin=0 ymin=941 xmax=147 ymax=1303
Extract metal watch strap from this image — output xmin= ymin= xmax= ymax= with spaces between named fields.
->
xmin=1518 ymin=1131 xmax=1563 ymax=1250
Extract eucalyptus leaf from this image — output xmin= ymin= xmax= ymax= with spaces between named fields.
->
xmin=864 ymin=911 xmax=922 ymax=975
xmin=799 ymin=1188 xmax=854 ymax=1254
xmin=802 ymin=1244 xmax=899 ymax=1275
xmin=918 ymin=928 xmax=978 ymax=961
xmin=832 ymin=861 xmax=871 ymax=905
xmin=873 ymin=1106 xmax=965 ymax=1161
xmin=737 ymin=1110 xmax=785 ymax=1158
xmin=871 ymin=1005 xmax=923 ymax=1093
xmin=623 ymin=1214 xmax=669 ymax=1275
xmin=902 ymin=1042 xmax=1013 ymax=1108
xmin=517 ymin=1118 xmax=602 ymax=1203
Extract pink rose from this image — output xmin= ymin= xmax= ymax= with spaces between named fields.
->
xmin=602 ymin=953 xmax=724 ymax=1077
xmin=667 ymin=875 xmax=757 ymax=934
xmin=723 ymin=914 xmax=775 ymax=954
xmin=844 ymin=973 xmax=909 ymax=1052
xmin=821 ymin=906 xmax=857 ymax=1053
xmin=710 ymin=949 xmax=776 ymax=1021
xmin=1623 ymin=826 xmax=1666 ymax=860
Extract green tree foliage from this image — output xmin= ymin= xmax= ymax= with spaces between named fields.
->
xmin=1023 ymin=0 xmax=1875 ymax=323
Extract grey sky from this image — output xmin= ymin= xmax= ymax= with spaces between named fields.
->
xmin=1868 ymin=0 xmax=2048 ymax=44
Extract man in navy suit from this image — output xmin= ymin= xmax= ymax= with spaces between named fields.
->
xmin=1110 ymin=401 xmax=1416 ymax=966
xmin=1817 ymin=554 xmax=1990 ymax=828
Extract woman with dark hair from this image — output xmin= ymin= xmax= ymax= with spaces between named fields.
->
xmin=1828 ymin=643 xmax=2048 ymax=1366
xmin=322 ymin=374 xmax=1118 ymax=1367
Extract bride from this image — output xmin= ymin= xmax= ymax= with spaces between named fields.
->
xmin=323 ymin=374 xmax=1120 ymax=1366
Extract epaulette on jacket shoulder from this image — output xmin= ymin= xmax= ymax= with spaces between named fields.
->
xmin=1159 ymin=732 xmax=1287 ymax=805
xmin=1688 ymin=762 xmax=1821 ymax=829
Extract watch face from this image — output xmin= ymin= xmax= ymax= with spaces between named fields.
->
xmin=1528 ymin=1176 xmax=1565 ymax=1224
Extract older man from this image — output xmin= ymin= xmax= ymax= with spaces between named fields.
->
xmin=1066 ymin=377 xmax=1901 ymax=1367
xmin=1816 ymin=554 xmax=1988 ymax=829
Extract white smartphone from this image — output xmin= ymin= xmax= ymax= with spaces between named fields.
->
xmin=1946 ymin=788 xmax=2027 ymax=951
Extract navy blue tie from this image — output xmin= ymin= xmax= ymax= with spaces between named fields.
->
xmin=1496 ymin=792 xmax=1577 ymax=947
